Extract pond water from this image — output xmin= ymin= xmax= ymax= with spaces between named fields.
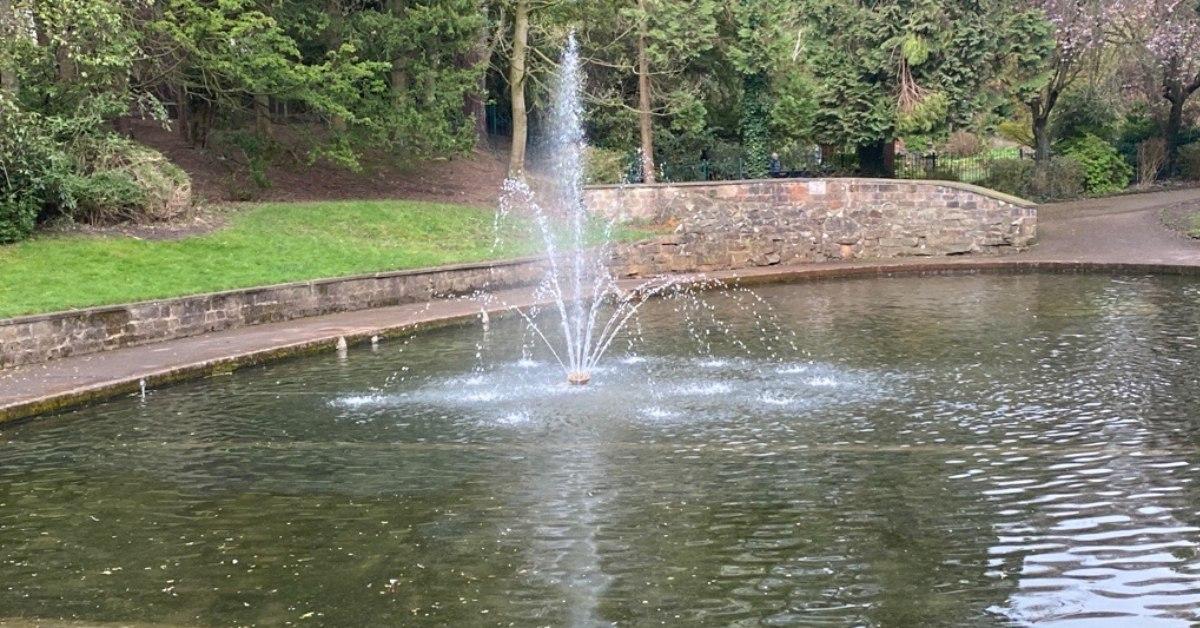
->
xmin=2 ymin=273 xmax=1200 ymax=626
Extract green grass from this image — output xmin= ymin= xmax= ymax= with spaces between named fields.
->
xmin=1188 ymin=212 xmax=1200 ymax=238
xmin=0 ymin=200 xmax=646 ymax=318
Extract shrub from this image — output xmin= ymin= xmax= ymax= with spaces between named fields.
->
xmin=53 ymin=135 xmax=191 ymax=223
xmin=0 ymin=101 xmax=60 ymax=243
xmin=584 ymin=146 xmax=628 ymax=185
xmin=1179 ymin=142 xmax=1200 ymax=181
xmin=941 ymin=131 xmax=984 ymax=158
xmin=0 ymin=98 xmax=192 ymax=241
xmin=0 ymin=194 xmax=39 ymax=244
xmin=1136 ymin=138 xmax=1167 ymax=186
xmin=981 ymin=158 xmax=1034 ymax=198
xmin=1116 ymin=111 xmax=1158 ymax=166
xmin=211 ymin=129 xmax=275 ymax=190
xmin=60 ymin=170 xmax=147 ymax=222
xmin=1059 ymin=134 xmax=1132 ymax=195
xmin=1030 ymin=157 xmax=1086 ymax=200
xmin=983 ymin=157 xmax=1085 ymax=201
xmin=1052 ymin=88 xmax=1119 ymax=143
xmin=997 ymin=119 xmax=1034 ymax=148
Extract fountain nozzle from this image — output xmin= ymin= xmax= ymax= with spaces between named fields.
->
xmin=567 ymin=371 xmax=591 ymax=385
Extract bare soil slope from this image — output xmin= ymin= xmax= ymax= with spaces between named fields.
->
xmin=129 ymin=120 xmax=509 ymax=207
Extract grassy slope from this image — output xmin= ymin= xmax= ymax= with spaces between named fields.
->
xmin=0 ymin=200 xmax=638 ymax=318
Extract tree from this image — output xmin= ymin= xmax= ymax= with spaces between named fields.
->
xmin=508 ymin=0 xmax=530 ymax=178
xmin=730 ymin=0 xmax=788 ymax=177
xmin=801 ymin=0 xmax=1011 ymax=175
xmin=0 ymin=0 xmax=17 ymax=98
xmin=1112 ymin=0 xmax=1200 ymax=172
xmin=1003 ymin=0 xmax=1107 ymax=162
xmin=343 ymin=0 xmax=484 ymax=156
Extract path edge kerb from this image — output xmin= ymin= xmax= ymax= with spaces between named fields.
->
xmin=3 ymin=259 xmax=1196 ymax=426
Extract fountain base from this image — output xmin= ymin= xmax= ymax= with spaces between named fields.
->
xmin=567 ymin=371 xmax=591 ymax=385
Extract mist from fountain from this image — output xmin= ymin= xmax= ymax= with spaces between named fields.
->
xmin=497 ymin=34 xmax=679 ymax=385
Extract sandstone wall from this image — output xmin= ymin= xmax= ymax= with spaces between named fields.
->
xmin=0 ymin=259 xmax=544 ymax=369
xmin=586 ymin=178 xmax=1037 ymax=276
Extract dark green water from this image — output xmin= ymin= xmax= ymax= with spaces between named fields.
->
xmin=3 ymin=274 xmax=1200 ymax=626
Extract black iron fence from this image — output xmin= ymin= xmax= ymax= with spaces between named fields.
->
xmin=649 ymin=147 xmax=1035 ymax=185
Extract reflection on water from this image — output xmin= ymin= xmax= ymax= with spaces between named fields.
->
xmin=1 ymin=274 xmax=1199 ymax=626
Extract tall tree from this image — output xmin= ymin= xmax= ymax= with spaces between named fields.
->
xmin=1112 ymin=0 xmax=1200 ymax=172
xmin=0 ymin=0 xmax=17 ymax=99
xmin=729 ymin=0 xmax=792 ymax=177
xmin=635 ymin=0 xmax=655 ymax=182
xmin=802 ymin=0 xmax=1011 ymax=173
xmin=508 ymin=0 xmax=529 ymax=178
xmin=1005 ymin=0 xmax=1107 ymax=162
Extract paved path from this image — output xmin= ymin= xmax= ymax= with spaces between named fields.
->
xmin=4 ymin=189 xmax=1200 ymax=423
xmin=1027 ymin=187 xmax=1200 ymax=264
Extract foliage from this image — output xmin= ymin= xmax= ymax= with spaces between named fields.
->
xmin=583 ymin=146 xmax=628 ymax=185
xmin=769 ymin=71 xmax=818 ymax=151
xmin=0 ymin=91 xmax=191 ymax=238
xmin=997 ymin=119 xmax=1035 ymax=147
xmin=1058 ymin=134 xmax=1133 ymax=194
xmin=800 ymin=0 xmax=1013 ymax=151
xmin=0 ymin=100 xmax=56 ymax=243
xmin=983 ymin=156 xmax=1085 ymax=200
xmin=1178 ymin=141 xmax=1200 ymax=180
xmin=1137 ymin=138 xmax=1168 ymax=184
xmin=70 ymin=137 xmax=190 ymax=223
xmin=1115 ymin=111 xmax=1161 ymax=164
xmin=940 ymin=131 xmax=984 ymax=158
xmin=1051 ymin=87 xmax=1119 ymax=143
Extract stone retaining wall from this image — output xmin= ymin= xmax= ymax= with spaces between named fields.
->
xmin=3 ymin=178 xmax=1034 ymax=369
xmin=0 ymin=258 xmax=545 ymax=369
xmin=586 ymin=178 xmax=1036 ymax=276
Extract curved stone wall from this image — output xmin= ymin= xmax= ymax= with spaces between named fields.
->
xmin=586 ymin=178 xmax=1037 ymax=276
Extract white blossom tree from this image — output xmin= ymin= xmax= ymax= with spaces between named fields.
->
xmin=1110 ymin=0 xmax=1200 ymax=171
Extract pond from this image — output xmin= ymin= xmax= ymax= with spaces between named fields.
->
xmin=2 ymin=273 xmax=1199 ymax=626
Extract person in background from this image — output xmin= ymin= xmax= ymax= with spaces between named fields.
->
xmin=768 ymin=152 xmax=782 ymax=177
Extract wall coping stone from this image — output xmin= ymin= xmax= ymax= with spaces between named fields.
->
xmin=585 ymin=177 xmax=1037 ymax=210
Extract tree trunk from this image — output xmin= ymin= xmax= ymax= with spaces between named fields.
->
xmin=636 ymin=0 xmax=655 ymax=184
xmin=463 ymin=27 xmax=489 ymax=146
xmin=0 ymin=0 xmax=17 ymax=99
xmin=1033 ymin=114 xmax=1051 ymax=163
xmin=507 ymin=0 xmax=530 ymax=180
xmin=1165 ymin=92 xmax=1186 ymax=176
xmin=254 ymin=94 xmax=273 ymax=139
xmin=328 ymin=1 xmax=347 ymax=133
xmin=175 ymin=84 xmax=191 ymax=144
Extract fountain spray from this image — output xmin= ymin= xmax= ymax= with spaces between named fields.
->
xmin=497 ymin=33 xmax=680 ymax=385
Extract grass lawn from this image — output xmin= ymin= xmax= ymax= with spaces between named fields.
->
xmin=0 ymin=199 xmax=644 ymax=318
xmin=1188 ymin=211 xmax=1200 ymax=238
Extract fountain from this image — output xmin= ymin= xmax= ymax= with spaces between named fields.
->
xmin=496 ymin=34 xmax=679 ymax=386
